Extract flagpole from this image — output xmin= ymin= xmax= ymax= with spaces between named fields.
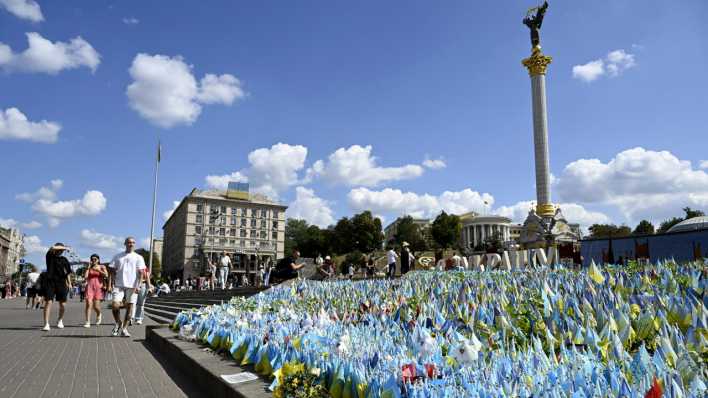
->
xmin=148 ymin=140 xmax=160 ymax=275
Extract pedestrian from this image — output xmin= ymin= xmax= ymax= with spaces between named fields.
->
xmin=365 ymin=257 xmax=375 ymax=278
xmin=25 ymin=265 xmax=40 ymax=310
xmin=42 ymin=243 xmax=72 ymax=331
xmin=451 ymin=251 xmax=463 ymax=270
xmin=218 ymin=251 xmax=231 ymax=289
xmin=107 ymin=237 xmax=146 ymax=337
xmin=270 ymin=250 xmax=304 ymax=284
xmin=315 ymin=255 xmax=335 ymax=280
xmin=264 ymin=260 xmax=273 ymax=286
xmin=83 ymin=254 xmax=107 ymax=328
xmin=400 ymin=242 xmax=411 ymax=275
xmin=131 ymin=267 xmax=153 ymax=326
xmin=386 ymin=247 xmax=398 ymax=278
xmin=348 ymin=263 xmax=355 ymax=279
xmin=208 ymin=258 xmax=217 ymax=290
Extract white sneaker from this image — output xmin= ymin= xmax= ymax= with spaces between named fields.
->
xmin=57 ymin=320 xmax=64 ymax=329
xmin=111 ymin=325 xmax=120 ymax=336
xmin=121 ymin=328 xmax=131 ymax=337
xmin=42 ymin=324 xmax=50 ymax=331
xmin=135 ymin=319 xmax=143 ymax=325
xmin=96 ymin=314 xmax=102 ymax=325
xmin=83 ymin=322 xmax=91 ymax=328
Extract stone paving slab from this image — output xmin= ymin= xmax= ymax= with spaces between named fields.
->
xmin=0 ymin=297 xmax=201 ymax=398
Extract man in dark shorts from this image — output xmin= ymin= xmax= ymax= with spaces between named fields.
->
xmin=42 ymin=243 xmax=72 ymax=331
xmin=270 ymin=250 xmax=304 ymax=284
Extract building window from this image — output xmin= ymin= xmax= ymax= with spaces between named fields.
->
xmin=229 ymin=228 xmax=236 ymax=237
xmin=251 ymin=219 xmax=256 ymax=228
xmin=220 ymin=227 xmax=226 ymax=236
xmin=240 ymin=208 xmax=247 ymax=217
xmin=240 ymin=229 xmax=246 ymax=237
xmin=220 ymin=206 xmax=226 ymax=214
xmin=272 ymin=221 xmax=278 ymax=229
xmin=208 ymin=226 xmax=215 ymax=235
xmin=196 ymin=214 xmax=203 ymax=224
xmin=229 ymin=239 xmax=235 ymax=246
xmin=220 ymin=215 xmax=227 ymax=225
xmin=260 ymin=230 xmax=267 ymax=239
xmin=250 ymin=230 xmax=256 ymax=238
xmin=231 ymin=216 xmax=236 ymax=225
xmin=250 ymin=241 xmax=256 ymax=248
xmin=197 ymin=204 xmax=204 ymax=213
xmin=195 ymin=226 xmax=202 ymax=235
xmin=272 ymin=231 xmax=278 ymax=240
xmin=231 ymin=207 xmax=237 ymax=214
xmin=220 ymin=238 xmax=227 ymax=245
xmin=273 ymin=210 xmax=279 ymax=219
xmin=209 ymin=215 xmax=215 ymax=224
xmin=241 ymin=218 xmax=247 ymax=227
xmin=206 ymin=237 xmax=212 ymax=244
xmin=261 ymin=209 xmax=267 ymax=218
xmin=240 ymin=240 xmax=245 ymax=247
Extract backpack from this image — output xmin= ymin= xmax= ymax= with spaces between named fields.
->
xmin=36 ymin=271 xmax=47 ymax=290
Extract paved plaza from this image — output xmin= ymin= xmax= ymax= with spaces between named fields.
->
xmin=0 ymin=298 xmax=199 ymax=398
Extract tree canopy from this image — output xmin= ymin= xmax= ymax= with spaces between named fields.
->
xmin=431 ymin=211 xmax=461 ymax=249
xmin=632 ymin=220 xmax=655 ymax=236
xmin=588 ymin=224 xmax=631 ymax=239
xmin=284 ymin=211 xmax=383 ymax=257
xmin=392 ymin=216 xmax=427 ymax=252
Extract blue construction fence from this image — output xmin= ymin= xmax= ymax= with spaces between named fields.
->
xmin=580 ymin=229 xmax=708 ymax=266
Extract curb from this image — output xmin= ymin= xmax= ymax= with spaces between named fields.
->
xmin=146 ymin=325 xmax=271 ymax=398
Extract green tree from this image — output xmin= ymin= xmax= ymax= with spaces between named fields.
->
xmin=393 ymin=216 xmax=427 ymax=252
xmin=349 ymin=211 xmax=383 ymax=253
xmin=632 ymin=220 xmax=655 ymax=236
xmin=342 ymin=250 xmax=365 ymax=274
xmin=285 ymin=218 xmax=310 ymax=255
xmin=431 ymin=211 xmax=461 ymax=249
xmin=657 ymin=217 xmax=683 ymax=234
xmin=588 ymin=224 xmax=631 ymax=239
xmin=332 ymin=217 xmax=354 ymax=254
xmin=683 ymin=207 xmax=705 ymax=219
xmin=483 ymin=231 xmax=504 ymax=253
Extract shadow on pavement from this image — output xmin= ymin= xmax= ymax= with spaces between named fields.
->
xmin=140 ymin=341 xmax=203 ymax=396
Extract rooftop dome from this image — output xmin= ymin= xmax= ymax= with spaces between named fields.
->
xmin=667 ymin=216 xmax=708 ymax=233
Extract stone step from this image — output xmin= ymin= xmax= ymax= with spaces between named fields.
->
xmin=146 ymin=301 xmax=211 ymax=310
xmin=144 ymin=306 xmax=179 ymax=323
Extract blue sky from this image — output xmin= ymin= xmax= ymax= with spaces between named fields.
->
xmin=1 ymin=0 xmax=707 ymax=266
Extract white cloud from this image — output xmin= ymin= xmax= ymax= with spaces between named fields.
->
xmin=307 ymin=145 xmax=423 ymax=187
xmin=699 ymin=160 xmax=708 ymax=170
xmin=204 ymin=171 xmax=248 ymax=191
xmin=163 ymin=200 xmax=180 ymax=221
xmin=80 ymin=229 xmax=121 ymax=251
xmin=287 ymin=187 xmax=335 ymax=228
xmin=0 ymin=218 xmax=17 ymax=228
xmin=16 ymin=179 xmax=62 ymax=202
xmin=122 ymin=17 xmax=139 ymax=25
xmin=140 ymin=237 xmax=151 ymax=249
xmin=348 ymin=187 xmax=493 ymax=219
xmin=0 ymin=32 xmax=100 ymax=74
xmin=206 ymin=143 xmax=307 ymax=199
xmin=0 ymin=0 xmax=43 ymax=22
xmin=23 ymin=235 xmax=45 ymax=253
xmin=495 ymin=200 xmax=610 ymax=230
xmin=32 ymin=190 xmax=107 ymax=226
xmin=572 ymin=49 xmax=636 ymax=83
xmin=0 ymin=107 xmax=60 ymax=143
xmin=126 ymin=53 xmax=245 ymax=128
xmin=556 ymin=147 xmax=708 ymax=222
xmin=422 ymin=157 xmax=446 ymax=170
xmin=572 ymin=60 xmax=604 ymax=83
xmin=21 ymin=220 xmax=41 ymax=229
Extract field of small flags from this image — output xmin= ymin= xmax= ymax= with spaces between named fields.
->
xmin=172 ymin=261 xmax=707 ymax=397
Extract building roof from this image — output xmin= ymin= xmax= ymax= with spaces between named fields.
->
xmin=667 ymin=216 xmax=708 ymax=233
xmin=461 ymin=215 xmax=512 ymax=225
xmin=189 ymin=189 xmax=286 ymax=207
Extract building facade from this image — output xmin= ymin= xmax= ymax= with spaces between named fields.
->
xmin=162 ymin=187 xmax=287 ymax=281
xmin=460 ymin=215 xmax=513 ymax=250
xmin=0 ymin=227 xmax=23 ymax=281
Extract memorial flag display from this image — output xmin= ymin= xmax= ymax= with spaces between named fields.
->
xmin=172 ymin=262 xmax=707 ymax=397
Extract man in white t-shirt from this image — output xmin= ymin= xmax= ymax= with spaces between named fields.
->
xmin=386 ymin=248 xmax=398 ymax=278
xmin=218 ymin=252 xmax=231 ymax=289
xmin=108 ymin=237 xmax=146 ymax=337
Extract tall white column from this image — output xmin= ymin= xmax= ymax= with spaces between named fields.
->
xmin=523 ymin=48 xmax=554 ymax=218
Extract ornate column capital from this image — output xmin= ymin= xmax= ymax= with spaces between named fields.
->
xmin=522 ymin=47 xmax=552 ymax=76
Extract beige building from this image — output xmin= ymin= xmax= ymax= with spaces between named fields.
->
xmin=0 ymin=227 xmax=23 ymax=281
xmin=162 ymin=185 xmax=287 ymax=281
xmin=152 ymin=238 xmax=163 ymax=267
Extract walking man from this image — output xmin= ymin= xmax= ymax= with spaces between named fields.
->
xmin=42 ymin=244 xmax=72 ymax=330
xmin=386 ymin=246 xmax=398 ymax=278
xmin=108 ymin=237 xmax=146 ymax=337
xmin=218 ymin=251 xmax=231 ymax=289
